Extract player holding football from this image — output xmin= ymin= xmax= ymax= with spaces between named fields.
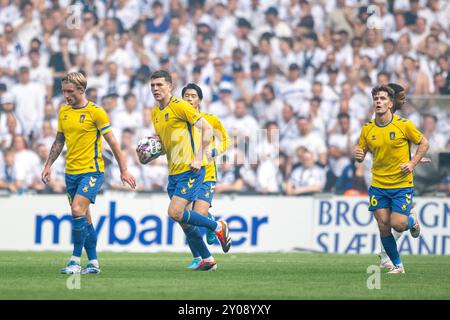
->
xmin=355 ymin=85 xmax=429 ymax=274
xmin=181 ymin=83 xmax=232 ymax=269
xmin=139 ymin=70 xmax=231 ymax=271
xmin=41 ymin=72 xmax=136 ymax=274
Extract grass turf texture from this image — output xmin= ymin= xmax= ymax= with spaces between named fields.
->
xmin=0 ymin=251 xmax=449 ymax=300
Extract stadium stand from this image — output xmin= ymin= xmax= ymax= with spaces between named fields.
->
xmin=0 ymin=0 xmax=449 ymax=196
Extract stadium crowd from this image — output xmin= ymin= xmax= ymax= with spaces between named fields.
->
xmin=0 ymin=0 xmax=449 ymax=196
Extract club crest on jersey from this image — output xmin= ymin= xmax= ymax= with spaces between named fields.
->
xmin=165 ymin=113 xmax=169 ymax=122
xmin=80 ymin=114 xmax=86 ymax=123
xmin=63 ymin=115 xmax=68 ymax=120
xmin=372 ymin=135 xmax=376 ymax=140
xmin=389 ymin=132 xmax=395 ymax=140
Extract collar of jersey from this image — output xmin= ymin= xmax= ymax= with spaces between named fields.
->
xmin=374 ymin=113 xmax=394 ymax=128
xmin=71 ymin=101 xmax=90 ymax=110
xmin=158 ymin=96 xmax=173 ymax=110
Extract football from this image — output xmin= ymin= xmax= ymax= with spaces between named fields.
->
xmin=136 ymin=135 xmax=163 ymax=164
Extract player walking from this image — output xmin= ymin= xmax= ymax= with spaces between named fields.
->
xmin=41 ymin=72 xmax=136 ymax=274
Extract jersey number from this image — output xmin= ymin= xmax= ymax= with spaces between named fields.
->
xmin=370 ymin=195 xmax=378 ymax=207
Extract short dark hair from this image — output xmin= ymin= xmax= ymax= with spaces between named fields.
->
xmin=150 ymin=70 xmax=172 ymax=84
xmin=264 ymin=121 xmax=278 ymax=129
xmin=387 ymin=83 xmax=406 ymax=112
xmin=337 ymin=112 xmax=350 ymax=120
xmin=423 ymin=113 xmax=438 ymax=123
xmin=182 ymin=83 xmax=203 ymax=100
xmin=371 ymin=85 xmax=395 ymax=101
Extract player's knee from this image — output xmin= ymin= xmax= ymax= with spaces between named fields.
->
xmin=71 ymin=204 xmax=87 ymax=217
xmin=167 ymin=207 xmax=183 ymax=221
xmin=376 ymin=218 xmax=390 ymax=229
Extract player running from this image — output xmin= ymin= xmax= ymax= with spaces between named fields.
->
xmin=181 ymin=83 xmax=231 ymax=270
xmin=355 ymin=85 xmax=429 ymax=274
xmin=41 ymin=72 xmax=136 ymax=274
xmin=138 ymin=70 xmax=231 ymax=271
xmin=374 ymin=83 xmax=431 ymax=269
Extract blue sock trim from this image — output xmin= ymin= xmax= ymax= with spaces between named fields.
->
xmin=381 ymin=234 xmax=401 ymax=266
xmin=181 ymin=210 xmax=191 ymax=224
xmin=407 ymin=215 xmax=415 ymax=230
xmin=181 ymin=209 xmax=217 ymax=230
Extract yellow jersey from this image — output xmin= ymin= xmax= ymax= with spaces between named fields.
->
xmin=357 ymin=114 xmax=424 ymax=189
xmin=201 ymin=112 xmax=231 ymax=182
xmin=57 ymin=101 xmax=112 ymax=174
xmin=151 ymin=96 xmax=205 ymax=175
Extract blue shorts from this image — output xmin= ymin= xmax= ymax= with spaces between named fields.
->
xmin=368 ymin=186 xmax=414 ymax=215
xmin=65 ymin=172 xmax=104 ymax=205
xmin=195 ymin=181 xmax=216 ymax=206
xmin=167 ymin=167 xmax=206 ymax=201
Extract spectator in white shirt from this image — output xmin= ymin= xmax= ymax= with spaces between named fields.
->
xmin=421 ymin=113 xmax=447 ymax=152
xmin=208 ymin=82 xmax=235 ymax=119
xmin=0 ymin=0 xmax=20 ymax=26
xmin=260 ymin=6 xmax=292 ymax=38
xmin=86 ymin=60 xmax=108 ymax=99
xmin=36 ymin=120 xmax=56 ymax=152
xmin=131 ymin=65 xmax=154 ymax=110
xmin=252 ymin=83 xmax=283 ymax=125
xmin=256 ymin=121 xmax=281 ymax=193
xmin=279 ymin=63 xmax=312 ymax=112
xmin=10 ymin=66 xmax=45 ymax=141
xmin=12 ymin=0 xmax=42 ymax=54
xmin=286 ymin=149 xmax=326 ymax=196
xmin=10 ymin=134 xmax=40 ymax=190
xmin=27 ymin=48 xmax=53 ymax=100
xmin=0 ymin=92 xmax=23 ymax=142
xmin=112 ymin=92 xmax=142 ymax=134
xmin=289 ymin=116 xmax=327 ymax=167
xmin=327 ymin=112 xmax=359 ymax=194
xmin=100 ymin=33 xmax=132 ymax=76
xmin=0 ymin=148 xmax=25 ymax=193
xmin=103 ymin=61 xmax=130 ymax=98
xmin=278 ymin=102 xmax=299 ymax=154
xmin=224 ymin=98 xmax=259 ymax=156
xmin=221 ymin=17 xmax=256 ymax=65
xmin=0 ymin=33 xmax=18 ymax=89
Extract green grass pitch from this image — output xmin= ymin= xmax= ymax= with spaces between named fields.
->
xmin=1 ymin=251 xmax=449 ymax=300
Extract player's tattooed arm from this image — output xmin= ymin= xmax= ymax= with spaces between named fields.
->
xmin=46 ymin=132 xmax=65 ymax=167
xmin=42 ymin=132 xmax=65 ymax=185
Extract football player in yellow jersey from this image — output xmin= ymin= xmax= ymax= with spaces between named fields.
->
xmin=182 ymin=83 xmax=232 ymax=270
xmin=376 ymin=83 xmax=431 ymax=269
xmin=355 ymin=85 xmax=429 ymax=274
xmin=140 ymin=70 xmax=231 ymax=271
xmin=41 ymin=72 xmax=136 ymax=275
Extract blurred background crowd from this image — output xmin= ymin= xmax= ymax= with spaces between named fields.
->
xmin=0 ymin=0 xmax=449 ymax=196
